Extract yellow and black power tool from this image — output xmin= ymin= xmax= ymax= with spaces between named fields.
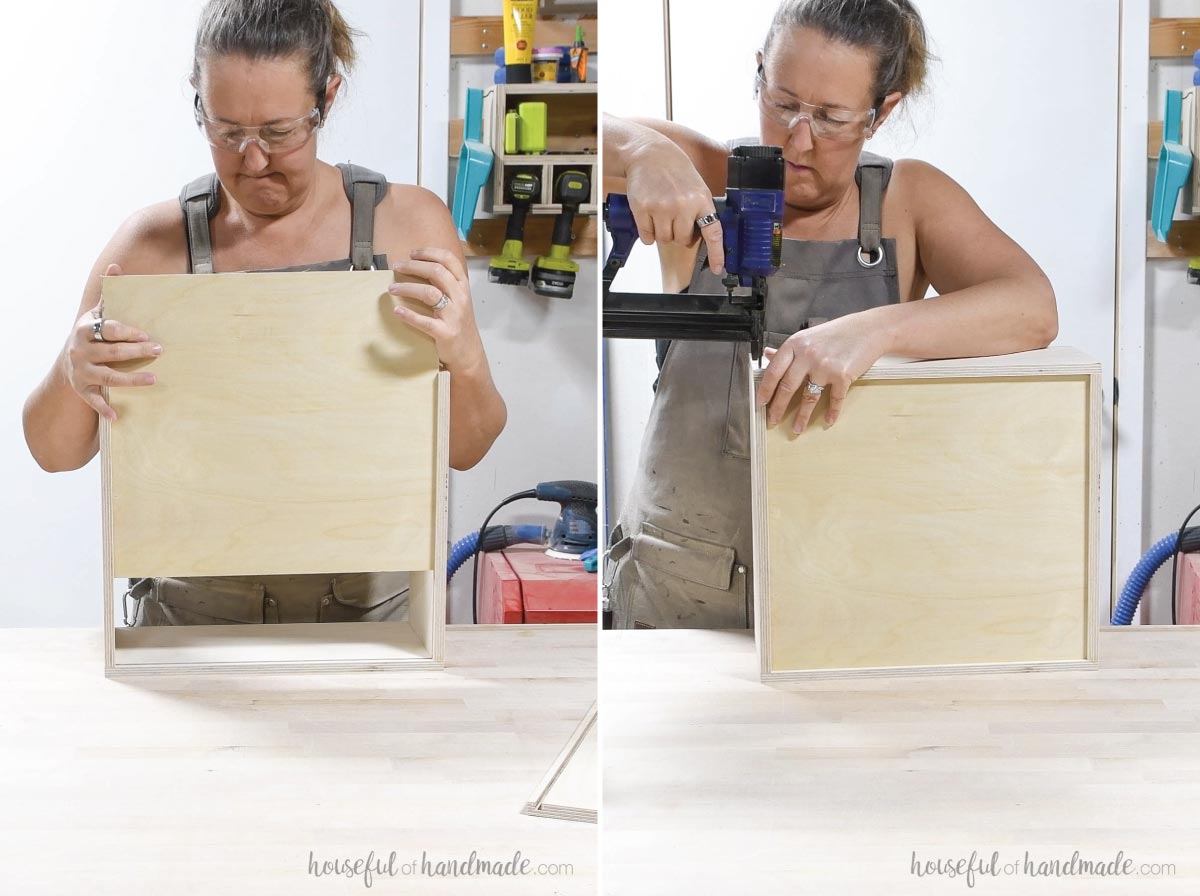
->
xmin=531 ymin=169 xmax=591 ymax=299
xmin=488 ymin=171 xmax=540 ymax=285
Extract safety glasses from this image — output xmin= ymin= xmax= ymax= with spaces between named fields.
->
xmin=194 ymin=95 xmax=322 ymax=154
xmin=755 ymin=73 xmax=876 ymax=142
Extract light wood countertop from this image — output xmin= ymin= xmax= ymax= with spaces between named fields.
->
xmin=0 ymin=624 xmax=596 ymax=895
xmin=602 ymin=626 xmax=1200 ymax=895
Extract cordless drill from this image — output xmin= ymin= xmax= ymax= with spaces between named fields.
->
xmin=531 ymin=170 xmax=591 ymax=299
xmin=488 ymin=171 xmax=540 ymax=284
xmin=601 ymin=145 xmax=785 ymax=361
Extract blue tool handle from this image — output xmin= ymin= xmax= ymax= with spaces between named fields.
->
xmin=603 ymin=194 xmax=639 ymax=271
xmin=465 ymin=88 xmax=484 ymax=143
xmin=1165 ymin=90 xmax=1183 ymax=144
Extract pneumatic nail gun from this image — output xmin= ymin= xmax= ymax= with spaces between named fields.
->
xmin=601 ymin=145 xmax=785 ymax=362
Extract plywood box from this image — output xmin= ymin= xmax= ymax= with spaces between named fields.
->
xmin=751 ymin=347 xmax=1101 ymax=681
xmin=100 ymin=271 xmax=448 ymax=675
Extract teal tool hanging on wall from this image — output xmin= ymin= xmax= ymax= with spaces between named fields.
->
xmin=1151 ymin=89 xmax=1192 ymax=243
xmin=451 ymin=88 xmax=494 ymax=240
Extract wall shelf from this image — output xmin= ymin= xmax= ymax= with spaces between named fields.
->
xmin=1150 ymin=18 xmax=1200 ymax=57
xmin=462 ymin=215 xmax=597 ymax=258
xmin=485 ymin=84 xmax=598 ymax=216
xmin=1146 ymin=219 xmax=1200 ymax=257
xmin=450 ymin=15 xmax=599 ymax=57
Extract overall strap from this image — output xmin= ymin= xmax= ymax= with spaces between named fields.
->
xmin=179 ymin=173 xmax=220 ymax=274
xmin=338 ymin=163 xmax=389 ymax=270
xmin=854 ymin=151 xmax=893 ymax=265
xmin=178 ymin=164 xmax=391 ymax=273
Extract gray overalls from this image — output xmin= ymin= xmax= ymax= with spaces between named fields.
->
xmin=127 ymin=163 xmax=411 ymax=626
xmin=607 ymin=152 xmax=900 ymax=630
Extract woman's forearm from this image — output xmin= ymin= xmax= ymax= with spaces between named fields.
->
xmin=444 ymin=350 xmax=506 ymax=471
xmin=23 ymin=350 xmax=100 ymax=473
xmin=603 ymin=114 xmax=728 ymax=194
xmin=870 ymin=276 xmax=1058 ymax=361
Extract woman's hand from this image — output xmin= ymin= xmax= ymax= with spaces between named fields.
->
xmin=64 ymin=264 xmax=161 ymax=421
xmin=389 ymin=248 xmax=489 ymax=375
xmin=756 ymin=313 xmax=889 ymax=434
xmin=625 ymin=134 xmax=726 ymax=273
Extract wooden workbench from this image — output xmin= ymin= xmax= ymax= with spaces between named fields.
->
xmin=603 ymin=626 xmax=1200 ymax=895
xmin=0 ymin=624 xmax=596 ymax=895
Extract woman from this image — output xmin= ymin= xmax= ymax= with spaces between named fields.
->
xmin=604 ymin=0 xmax=1058 ymax=629
xmin=22 ymin=0 xmax=506 ymax=625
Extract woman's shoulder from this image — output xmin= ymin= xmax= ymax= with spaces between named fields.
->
xmin=102 ymin=198 xmax=190 ymax=274
xmin=376 ymin=182 xmax=461 ymax=252
xmin=888 ymin=158 xmax=979 ymax=212
xmin=379 ymin=182 xmax=451 ymax=219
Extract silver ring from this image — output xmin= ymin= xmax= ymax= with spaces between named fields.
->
xmin=432 ymin=293 xmax=450 ymax=311
xmin=695 ymin=212 xmax=720 ymax=228
xmin=92 ymin=319 xmax=107 ymax=342
xmin=857 ymin=245 xmax=884 ymax=268
xmin=804 ymin=380 xmax=824 ymax=396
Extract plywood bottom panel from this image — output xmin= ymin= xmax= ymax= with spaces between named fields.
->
xmin=110 ymin=620 xmax=434 ymax=675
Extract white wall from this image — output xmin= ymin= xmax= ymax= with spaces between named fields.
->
xmin=604 ymin=0 xmax=1121 ymax=615
xmin=444 ymin=0 xmax=599 ymax=622
xmin=2 ymin=0 xmax=428 ymax=626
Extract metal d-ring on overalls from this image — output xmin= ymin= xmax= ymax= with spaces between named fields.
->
xmin=606 ymin=151 xmax=902 ymax=630
xmin=124 ymin=163 xmax=412 ymax=627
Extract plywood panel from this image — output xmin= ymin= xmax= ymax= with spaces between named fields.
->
xmin=102 ymin=271 xmax=440 ymax=578
xmin=752 ymin=348 xmax=1100 ymax=679
xmin=111 ymin=620 xmax=433 ymax=673
xmin=523 ymin=702 xmax=597 ymax=824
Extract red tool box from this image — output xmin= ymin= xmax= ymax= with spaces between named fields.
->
xmin=478 ymin=544 xmax=597 ymax=624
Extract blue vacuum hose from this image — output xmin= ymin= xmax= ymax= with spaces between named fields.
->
xmin=1112 ymin=534 xmax=1180 ymax=625
xmin=448 ymin=525 xmax=547 ymax=582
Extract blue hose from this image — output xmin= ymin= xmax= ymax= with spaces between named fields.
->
xmin=447 ymin=525 xmax=547 ymax=582
xmin=448 ymin=534 xmax=480 ymax=582
xmin=1111 ymin=533 xmax=1179 ymax=625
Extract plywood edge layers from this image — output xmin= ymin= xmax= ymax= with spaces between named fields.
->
xmin=520 ymin=803 xmax=598 ymax=824
xmin=418 ymin=369 xmax=449 ymax=666
xmin=860 ymin=346 xmax=1100 ymax=381
xmin=524 ymin=702 xmax=598 ymax=823
xmin=762 ymin=658 xmax=1100 ymax=682
xmin=1086 ymin=365 xmax=1101 ymax=661
xmin=750 ymin=367 xmax=772 ymax=679
xmin=106 ymin=659 xmax=446 ymax=677
xmin=101 ymin=409 xmax=116 ymax=675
